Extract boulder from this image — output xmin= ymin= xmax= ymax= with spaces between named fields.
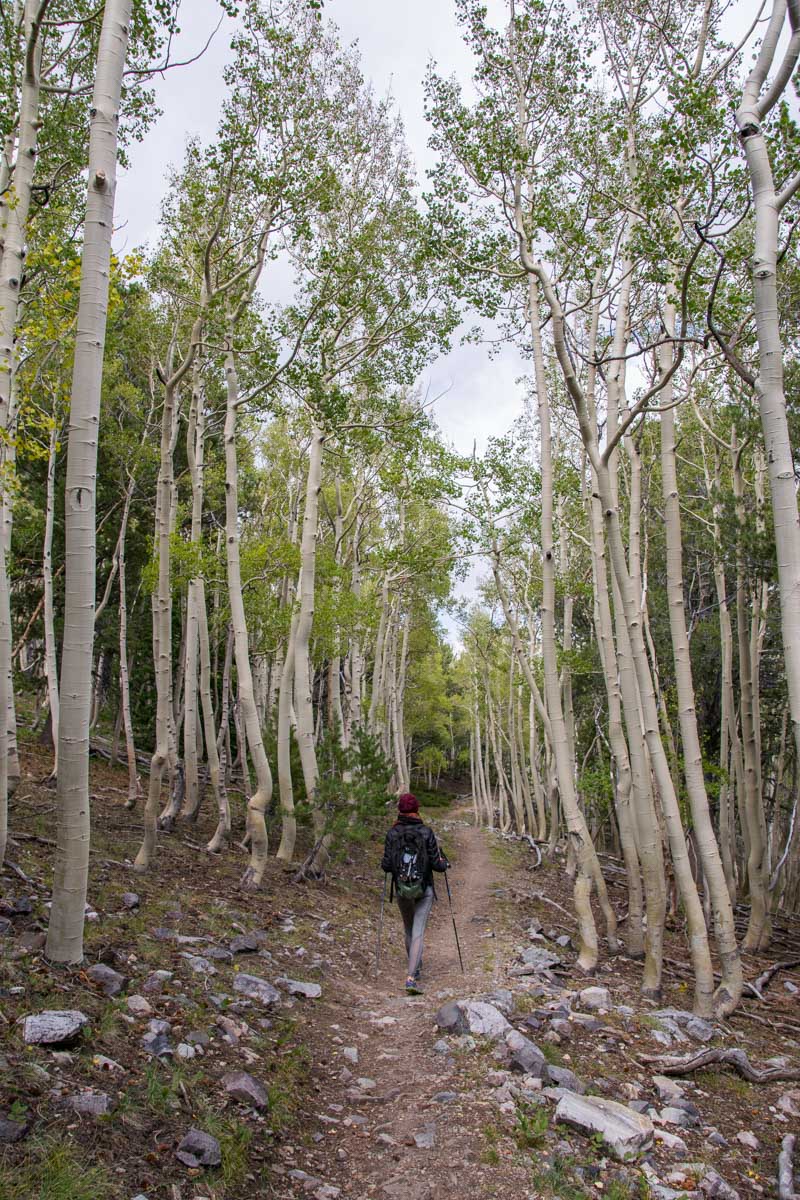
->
xmin=22 ymin=1010 xmax=88 ymax=1046
xmin=434 ymin=1000 xmax=510 ymax=1040
xmin=233 ymin=974 xmax=281 ymax=1007
xmin=520 ymin=946 xmax=561 ymax=971
xmin=275 ymin=977 xmax=322 ymax=1000
xmin=505 ymin=1030 xmax=549 ymax=1078
xmin=579 ymin=986 xmax=610 ymax=1011
xmin=547 ymin=1065 xmax=585 ymax=1093
xmin=555 ymin=1093 xmax=654 ymax=1161
xmin=175 ymin=1128 xmax=221 ymax=1168
xmin=223 ymin=1070 xmax=269 ymax=1110
xmin=86 ymin=963 xmax=126 ymax=998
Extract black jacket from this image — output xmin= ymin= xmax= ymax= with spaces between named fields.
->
xmin=381 ymin=814 xmax=448 ymax=890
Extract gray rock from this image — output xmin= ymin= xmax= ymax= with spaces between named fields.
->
xmin=555 ymin=1093 xmax=654 ymax=1161
xmin=343 ymin=1047 xmax=358 ymax=1064
xmin=126 ymin=994 xmax=152 ymax=1017
xmin=0 ymin=1118 xmax=28 ymax=1143
xmin=64 ymin=1090 xmax=115 ymax=1116
xmin=121 ymin=892 xmax=140 ymax=910
xmin=229 ymin=932 xmax=261 ymax=954
xmin=87 ymin=963 xmax=126 ymax=997
xmin=141 ymin=1031 xmax=171 ymax=1057
xmin=706 ymin=1130 xmax=728 ymax=1148
xmin=202 ymin=945 xmax=233 ymax=962
xmin=734 ymin=1130 xmax=759 ymax=1150
xmin=176 ymin=1043 xmax=195 ymax=1060
xmin=547 ymin=1065 xmax=584 ymax=1093
xmin=433 ymin=1039 xmax=450 ymax=1054
xmin=555 ymin=934 xmax=572 ymax=948
xmin=699 ymin=1168 xmax=740 ymax=1200
xmin=654 ymin=1009 xmax=716 ymax=1043
xmin=175 ymin=1128 xmax=221 ymax=1168
xmin=233 ymin=973 xmax=281 ymax=1006
xmin=147 ymin=1018 xmax=171 ymax=1035
xmin=653 ymin=1074 xmax=686 ymax=1102
xmin=520 ymin=946 xmax=561 ymax=971
xmin=413 ymin=1128 xmax=436 ymax=1149
xmin=660 ymin=1106 xmax=695 ymax=1129
xmin=275 ymin=977 xmax=321 ymax=999
xmin=180 ymin=953 xmax=217 ymax=976
xmin=434 ymin=1000 xmax=511 ymax=1040
xmin=656 ymin=1127 xmax=688 ymax=1155
xmin=223 ymin=1070 xmax=269 ymax=1110
xmin=432 ymin=1091 xmax=458 ymax=1103
xmin=186 ymin=1030 xmax=210 ymax=1046
xmin=505 ymin=1030 xmax=549 ymax=1078
xmin=0 ymin=917 xmax=12 ymax=935
xmin=482 ymin=988 xmax=514 ymax=1014
xmin=22 ymin=1010 xmax=88 ymax=1046
xmin=314 ymin=1187 xmax=341 ymax=1200
xmin=579 ymin=986 xmax=610 ymax=1011
xmin=142 ymin=970 xmax=172 ymax=994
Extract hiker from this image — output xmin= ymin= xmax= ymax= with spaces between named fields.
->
xmin=381 ymin=792 xmax=449 ymax=995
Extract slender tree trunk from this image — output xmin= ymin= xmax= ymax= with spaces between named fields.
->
xmin=118 ymin=519 xmax=138 ymax=810
xmin=45 ymin=0 xmax=132 ymax=958
xmin=43 ymin=421 xmax=60 ymax=776
xmin=295 ymin=427 xmax=324 ymax=850
xmin=224 ymin=350 xmax=274 ymax=889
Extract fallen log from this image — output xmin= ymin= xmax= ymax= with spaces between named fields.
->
xmin=639 ymin=1047 xmax=800 ymax=1084
xmin=778 ymin=1134 xmax=798 ymax=1200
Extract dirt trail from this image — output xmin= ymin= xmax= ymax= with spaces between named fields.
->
xmin=284 ymin=813 xmax=533 ymax=1200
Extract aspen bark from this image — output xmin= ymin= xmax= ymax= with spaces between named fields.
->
xmin=46 ymin=0 xmax=132 ymax=960
xmin=43 ymin=421 xmax=60 ymax=776
xmin=224 ymin=349 xmax=274 ymax=889
xmin=276 ymin=609 xmax=300 ymax=862
xmin=294 ymin=427 xmax=324 ymax=842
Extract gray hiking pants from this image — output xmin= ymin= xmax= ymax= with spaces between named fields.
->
xmin=397 ymin=885 xmax=434 ymax=979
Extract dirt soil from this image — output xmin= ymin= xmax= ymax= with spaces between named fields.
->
xmin=1 ymin=738 xmax=800 ymax=1200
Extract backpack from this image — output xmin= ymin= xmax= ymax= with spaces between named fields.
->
xmin=391 ymin=824 xmax=430 ymax=901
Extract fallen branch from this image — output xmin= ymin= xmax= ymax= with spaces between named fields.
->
xmin=778 ymin=1134 xmax=798 ymax=1200
xmin=744 ymin=959 xmax=800 ymax=1001
xmin=640 ymin=1047 xmax=800 ymax=1084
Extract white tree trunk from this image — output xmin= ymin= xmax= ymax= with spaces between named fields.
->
xmin=46 ymin=0 xmax=132 ymax=961
xmin=43 ymin=421 xmax=60 ymax=776
xmin=294 ymin=427 xmax=324 ymax=842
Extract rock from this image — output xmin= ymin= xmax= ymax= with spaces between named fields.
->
xmin=147 ymin=1018 xmax=171 ymax=1034
xmin=223 ymin=1071 xmax=269 ymax=1109
xmin=376 ymin=1133 xmax=396 ymax=1146
xmin=343 ymin=1047 xmax=358 ymax=1065
xmin=434 ymin=1000 xmax=510 ymax=1040
xmin=176 ymin=1043 xmax=195 ymax=1060
xmin=413 ymin=1128 xmax=436 ymax=1149
xmin=555 ymin=1093 xmax=654 ymax=1161
xmin=180 ymin=953 xmax=217 ymax=976
xmin=0 ymin=1118 xmax=28 ymax=1143
xmin=778 ymin=1090 xmax=800 ymax=1117
xmin=202 ymin=945 xmax=233 ymax=962
xmin=547 ymin=1065 xmax=584 ymax=1093
xmin=735 ymin=1130 xmax=759 ymax=1151
xmin=64 ymin=1090 xmax=115 ymax=1117
xmin=656 ymin=1128 xmax=688 ymax=1155
xmin=520 ymin=946 xmax=561 ymax=970
xmin=432 ymin=1091 xmax=458 ymax=1103
xmin=121 ymin=892 xmax=140 ymax=910
xmin=126 ymin=994 xmax=153 ymax=1017
xmin=579 ymin=986 xmax=610 ymax=1011
xmin=654 ymin=1009 xmax=715 ymax=1043
xmin=706 ymin=1130 xmax=728 ymax=1148
xmin=660 ymin=1106 xmax=696 ymax=1129
xmin=275 ymin=977 xmax=322 ymax=999
xmin=86 ymin=963 xmax=126 ymax=997
xmin=142 ymin=970 xmax=172 ymax=994
xmin=699 ymin=1168 xmax=740 ymax=1200
xmin=175 ymin=1128 xmax=221 ymax=1168
xmin=433 ymin=1039 xmax=450 ymax=1054
xmin=141 ymin=1031 xmax=171 ymax=1057
xmin=555 ymin=934 xmax=572 ymax=948
xmin=22 ymin=1010 xmax=88 ymax=1046
xmin=229 ymin=932 xmax=261 ymax=954
xmin=550 ymin=1018 xmax=572 ymax=1040
xmin=482 ymin=988 xmax=514 ymax=1014
xmin=92 ymin=1054 xmax=125 ymax=1073
xmin=0 ymin=917 xmax=12 ymax=936
xmin=314 ymin=1188 xmax=341 ymax=1200
xmin=186 ymin=1030 xmax=210 ymax=1047
xmin=233 ymin=973 xmax=281 ymax=1006
xmin=653 ymin=1074 xmax=686 ymax=1102
xmin=784 ymin=980 xmax=798 ymax=995
xmin=355 ymin=1077 xmax=376 ymax=1091
xmin=505 ymin=1030 xmax=549 ymax=1078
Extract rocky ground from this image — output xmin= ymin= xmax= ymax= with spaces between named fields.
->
xmin=1 ymin=738 xmax=799 ymax=1199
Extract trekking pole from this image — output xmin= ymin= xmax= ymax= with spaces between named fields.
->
xmin=375 ymin=873 xmax=388 ymax=977
xmin=444 ymin=869 xmax=465 ymax=974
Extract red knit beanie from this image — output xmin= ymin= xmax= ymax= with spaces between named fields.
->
xmin=397 ymin=793 xmax=419 ymax=814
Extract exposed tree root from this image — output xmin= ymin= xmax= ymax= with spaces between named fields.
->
xmin=744 ymin=959 xmax=800 ymax=1001
xmin=640 ymin=1047 xmax=800 ymax=1083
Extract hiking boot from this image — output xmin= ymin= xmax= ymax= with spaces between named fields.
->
xmin=405 ymin=976 xmax=422 ymax=995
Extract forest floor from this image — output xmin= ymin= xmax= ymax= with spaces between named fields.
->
xmin=1 ymin=737 xmax=800 ymax=1200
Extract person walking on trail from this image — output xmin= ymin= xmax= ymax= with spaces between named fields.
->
xmin=381 ymin=792 xmax=449 ymax=995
